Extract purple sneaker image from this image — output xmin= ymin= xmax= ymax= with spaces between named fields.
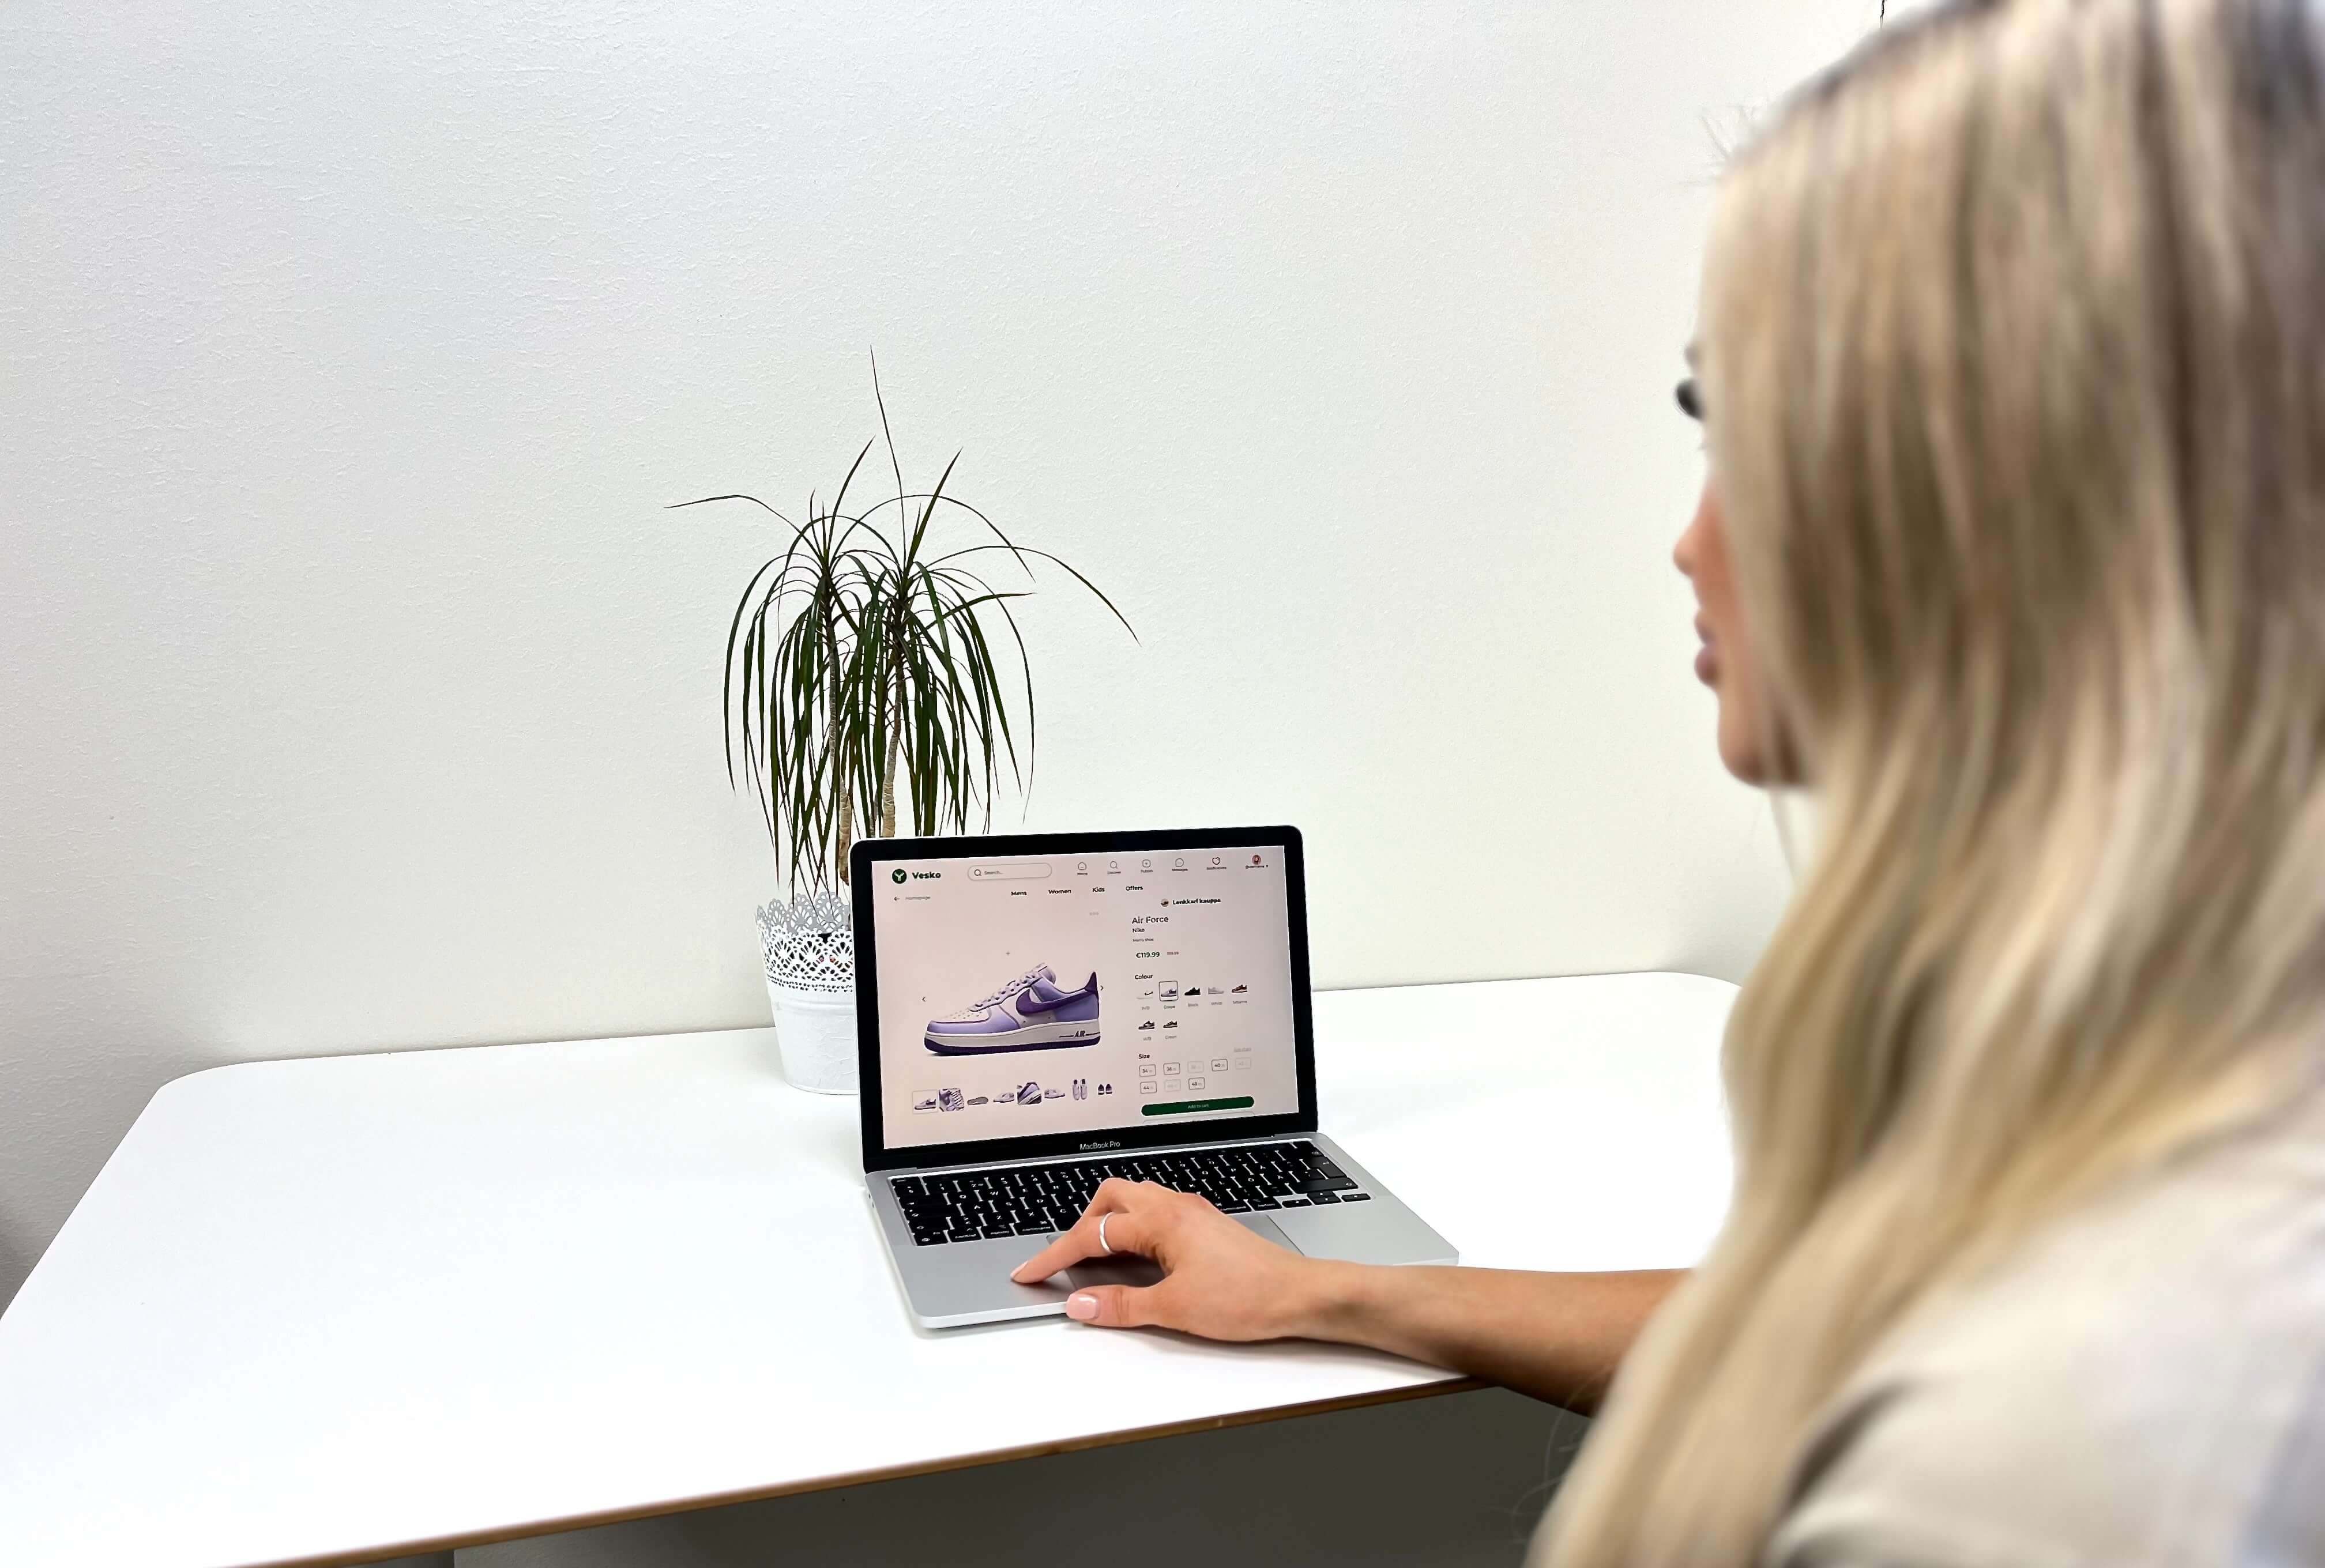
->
xmin=924 ymin=964 xmax=1101 ymax=1056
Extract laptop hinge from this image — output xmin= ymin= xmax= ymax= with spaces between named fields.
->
xmin=872 ymin=1128 xmax=1304 ymax=1182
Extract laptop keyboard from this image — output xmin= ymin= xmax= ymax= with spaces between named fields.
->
xmin=889 ymin=1140 xmax=1369 ymax=1247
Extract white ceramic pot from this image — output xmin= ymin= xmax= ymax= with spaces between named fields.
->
xmin=757 ymin=890 xmax=859 ymax=1095
xmin=764 ymin=978 xmax=860 ymax=1095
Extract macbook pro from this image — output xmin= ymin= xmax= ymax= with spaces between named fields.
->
xmin=852 ymin=826 xmax=1457 ymax=1329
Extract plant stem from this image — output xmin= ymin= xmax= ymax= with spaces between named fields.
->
xmin=881 ymin=730 xmax=899 ymax=836
xmin=880 ymin=596 xmax=902 ymax=836
xmin=828 ymin=622 xmax=850 ymax=884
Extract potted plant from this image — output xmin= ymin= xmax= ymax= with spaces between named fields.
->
xmin=676 ymin=362 xmax=1133 ymax=1093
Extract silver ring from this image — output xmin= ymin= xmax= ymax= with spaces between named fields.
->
xmin=1098 ymin=1213 xmax=1115 ymax=1255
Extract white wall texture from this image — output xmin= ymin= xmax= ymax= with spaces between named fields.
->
xmin=1 ymin=1 xmax=1873 ymax=1311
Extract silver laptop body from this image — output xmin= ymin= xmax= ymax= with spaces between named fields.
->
xmin=850 ymin=826 xmax=1457 ymax=1330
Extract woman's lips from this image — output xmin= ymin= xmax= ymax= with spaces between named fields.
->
xmin=1694 ymin=616 xmax=1719 ymax=685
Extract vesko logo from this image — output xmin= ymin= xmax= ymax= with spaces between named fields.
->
xmin=891 ymin=868 xmax=907 ymax=884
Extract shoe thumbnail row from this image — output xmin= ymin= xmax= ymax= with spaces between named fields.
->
xmin=910 ymin=1077 xmax=1115 ymax=1113
xmin=1152 ymin=982 xmax=1250 ymax=1001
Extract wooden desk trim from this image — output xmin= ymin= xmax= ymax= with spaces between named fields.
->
xmin=275 ymin=1375 xmax=1492 ymax=1567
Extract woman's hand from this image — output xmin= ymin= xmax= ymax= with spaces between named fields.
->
xmin=1010 ymin=1177 xmax=1336 ymax=1338
xmin=1015 ymin=1178 xmax=1688 ymax=1411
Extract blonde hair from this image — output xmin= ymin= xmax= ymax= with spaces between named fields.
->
xmin=1541 ymin=1 xmax=2325 ymax=1561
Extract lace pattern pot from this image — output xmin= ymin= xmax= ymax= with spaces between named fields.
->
xmin=758 ymin=891 xmax=857 ymax=1095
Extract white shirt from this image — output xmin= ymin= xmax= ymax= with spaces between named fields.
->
xmin=1767 ymin=1087 xmax=2325 ymax=1567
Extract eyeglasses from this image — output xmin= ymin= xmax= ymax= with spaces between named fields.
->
xmin=1675 ymin=377 xmax=1703 ymax=421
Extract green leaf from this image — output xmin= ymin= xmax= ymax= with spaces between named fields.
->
xmin=693 ymin=359 xmax=1130 ymax=888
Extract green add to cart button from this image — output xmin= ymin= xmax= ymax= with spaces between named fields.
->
xmin=1141 ymin=1096 xmax=1256 ymax=1117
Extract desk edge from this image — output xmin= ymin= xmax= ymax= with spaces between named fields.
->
xmin=236 ymin=1374 xmax=1493 ymax=1568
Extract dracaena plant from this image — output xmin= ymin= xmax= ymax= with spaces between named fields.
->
xmin=676 ymin=362 xmax=1133 ymax=894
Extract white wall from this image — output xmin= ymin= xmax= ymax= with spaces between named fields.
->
xmin=0 ymin=1 xmax=1872 ymax=1309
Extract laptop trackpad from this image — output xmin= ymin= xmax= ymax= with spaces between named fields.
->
xmin=1062 ymin=1213 xmax=1301 ymax=1292
xmin=1065 ymin=1252 xmax=1165 ymax=1290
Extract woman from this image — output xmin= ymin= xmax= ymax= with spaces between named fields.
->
xmin=1019 ymin=0 xmax=2325 ymax=1561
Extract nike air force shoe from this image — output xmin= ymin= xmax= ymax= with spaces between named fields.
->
xmin=923 ymin=965 xmax=1101 ymax=1055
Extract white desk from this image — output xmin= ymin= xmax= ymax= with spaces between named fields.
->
xmin=0 ymin=973 xmax=1735 ymax=1568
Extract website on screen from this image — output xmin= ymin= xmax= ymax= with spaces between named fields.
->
xmin=872 ymin=846 xmax=1300 ymax=1151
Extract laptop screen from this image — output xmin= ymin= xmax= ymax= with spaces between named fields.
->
xmin=867 ymin=841 xmax=1303 ymax=1154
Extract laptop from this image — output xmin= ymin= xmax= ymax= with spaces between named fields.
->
xmin=851 ymin=826 xmax=1457 ymax=1329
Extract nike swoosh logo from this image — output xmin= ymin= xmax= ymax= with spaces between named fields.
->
xmin=1016 ymin=989 xmax=1093 ymax=1015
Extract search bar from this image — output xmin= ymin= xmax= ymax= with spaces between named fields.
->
xmin=968 ymin=862 xmax=1051 ymax=880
